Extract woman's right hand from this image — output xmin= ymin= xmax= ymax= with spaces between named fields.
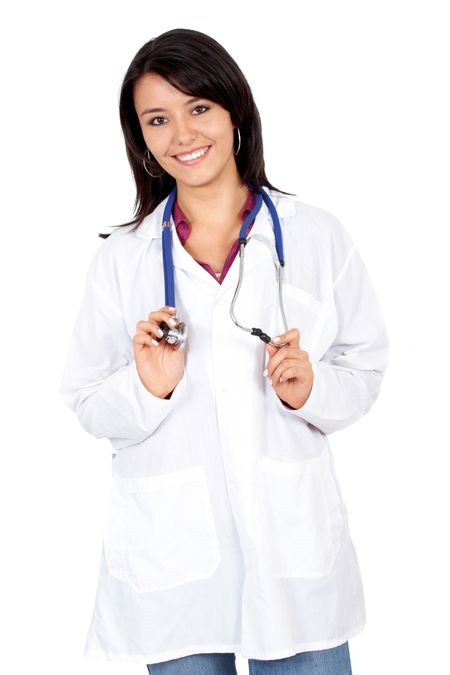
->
xmin=133 ymin=306 xmax=185 ymax=399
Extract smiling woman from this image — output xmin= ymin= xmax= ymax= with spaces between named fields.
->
xmin=99 ymin=27 xmax=294 ymax=239
xmin=133 ymin=70 xmax=230 ymax=180
xmin=60 ymin=25 xmax=389 ymax=675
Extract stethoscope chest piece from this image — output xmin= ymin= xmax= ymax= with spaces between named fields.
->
xmin=159 ymin=319 xmax=188 ymax=351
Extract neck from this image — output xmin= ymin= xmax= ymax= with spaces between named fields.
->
xmin=175 ymin=170 xmax=250 ymax=236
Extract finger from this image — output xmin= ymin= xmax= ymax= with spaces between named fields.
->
xmin=138 ymin=317 xmax=179 ymax=330
xmin=270 ymin=356 xmax=312 ymax=387
xmin=142 ymin=311 xmax=180 ymax=333
xmin=133 ymin=333 xmax=160 ymax=348
xmin=148 ymin=307 xmax=179 ymax=323
xmin=265 ymin=344 xmax=299 ymax=378
xmin=270 ymin=327 xmax=300 ymax=349
xmin=136 ymin=319 xmax=176 ymax=339
xmin=268 ymin=358 xmax=299 ymax=385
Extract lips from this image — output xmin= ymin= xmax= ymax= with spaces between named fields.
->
xmin=173 ymin=145 xmax=211 ymax=159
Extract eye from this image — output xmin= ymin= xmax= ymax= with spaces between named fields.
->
xmin=148 ymin=116 xmax=165 ymax=127
xmin=193 ymin=104 xmax=209 ymax=115
xmin=147 ymin=104 xmax=210 ymax=126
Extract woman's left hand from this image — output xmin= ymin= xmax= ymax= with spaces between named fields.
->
xmin=264 ymin=328 xmax=314 ymax=410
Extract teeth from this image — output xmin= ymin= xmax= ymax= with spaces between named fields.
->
xmin=176 ymin=146 xmax=209 ymax=162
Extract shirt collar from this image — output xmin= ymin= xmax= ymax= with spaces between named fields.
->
xmin=172 ymin=188 xmax=257 ymax=244
xmin=132 ymin=186 xmax=296 ymax=241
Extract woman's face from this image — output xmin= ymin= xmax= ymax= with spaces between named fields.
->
xmin=133 ymin=72 xmax=237 ymax=187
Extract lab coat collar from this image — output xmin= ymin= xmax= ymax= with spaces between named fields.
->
xmin=132 ymin=187 xmax=297 ymax=293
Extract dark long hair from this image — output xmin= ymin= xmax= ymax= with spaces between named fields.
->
xmin=99 ymin=28 xmax=296 ymax=239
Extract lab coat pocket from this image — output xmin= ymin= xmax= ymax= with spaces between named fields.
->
xmin=256 ymin=449 xmax=344 ymax=579
xmin=282 ymin=284 xmax=324 ymax=315
xmin=103 ymin=465 xmax=221 ymax=592
xmin=280 ymin=283 xmax=329 ymax=356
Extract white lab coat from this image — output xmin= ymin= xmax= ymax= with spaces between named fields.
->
xmin=59 ymin=187 xmax=390 ymax=664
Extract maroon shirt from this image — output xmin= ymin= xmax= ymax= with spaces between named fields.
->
xmin=172 ymin=189 xmax=257 ymax=284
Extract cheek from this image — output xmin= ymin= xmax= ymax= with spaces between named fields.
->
xmin=209 ymin=123 xmax=234 ymax=152
xmin=144 ymin=131 xmax=169 ymax=157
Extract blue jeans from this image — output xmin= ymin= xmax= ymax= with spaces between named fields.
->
xmin=146 ymin=641 xmax=352 ymax=674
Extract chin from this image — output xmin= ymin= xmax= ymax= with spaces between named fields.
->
xmin=176 ymin=170 xmax=220 ymax=189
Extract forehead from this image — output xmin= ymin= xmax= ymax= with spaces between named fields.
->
xmin=134 ymin=73 xmax=193 ymax=109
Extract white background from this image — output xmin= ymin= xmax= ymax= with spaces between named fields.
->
xmin=1 ymin=1 xmax=449 ymax=673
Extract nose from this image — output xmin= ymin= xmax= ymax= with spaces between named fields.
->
xmin=172 ymin=116 xmax=196 ymax=146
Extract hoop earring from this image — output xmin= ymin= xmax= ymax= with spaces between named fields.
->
xmin=142 ymin=147 xmax=165 ymax=178
xmin=234 ymin=127 xmax=241 ymax=156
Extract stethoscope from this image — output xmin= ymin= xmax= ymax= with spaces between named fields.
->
xmin=157 ymin=181 xmax=289 ymax=351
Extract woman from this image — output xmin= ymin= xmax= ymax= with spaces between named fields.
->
xmin=59 ymin=28 xmax=390 ymax=674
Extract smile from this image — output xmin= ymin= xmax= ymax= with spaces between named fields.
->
xmin=174 ymin=145 xmax=211 ymax=164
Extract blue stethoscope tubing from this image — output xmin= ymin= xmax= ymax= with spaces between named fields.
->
xmin=161 ymin=182 xmax=289 ymax=348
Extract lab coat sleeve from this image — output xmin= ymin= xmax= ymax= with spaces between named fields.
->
xmin=277 ymin=241 xmax=390 ymax=435
xmin=59 ymin=248 xmax=187 ymax=452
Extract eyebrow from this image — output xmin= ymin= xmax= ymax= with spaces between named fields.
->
xmin=140 ymin=97 xmax=203 ymax=117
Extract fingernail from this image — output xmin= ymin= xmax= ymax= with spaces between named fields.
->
xmin=151 ymin=338 xmax=159 ymax=346
xmin=273 ymin=336 xmax=281 ymax=343
xmin=263 ymin=368 xmax=268 ymax=377
xmin=157 ymin=328 xmax=164 ymax=337
xmin=168 ymin=306 xmax=176 ymax=312
xmin=168 ymin=318 xmax=177 ymax=327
